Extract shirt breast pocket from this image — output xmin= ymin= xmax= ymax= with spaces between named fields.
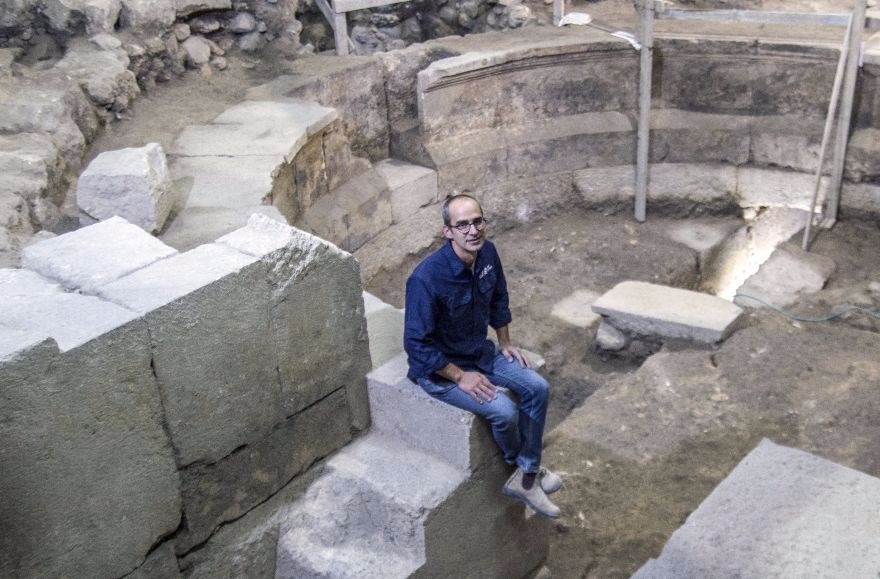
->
xmin=478 ymin=270 xmax=497 ymax=296
xmin=444 ymin=290 xmax=472 ymax=322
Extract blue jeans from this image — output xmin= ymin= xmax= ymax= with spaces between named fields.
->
xmin=416 ymin=353 xmax=549 ymax=474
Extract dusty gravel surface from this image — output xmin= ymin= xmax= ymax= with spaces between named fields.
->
xmin=81 ymin=1 xmax=879 ymax=575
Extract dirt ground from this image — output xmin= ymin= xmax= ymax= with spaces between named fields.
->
xmin=81 ymin=3 xmax=880 ymax=577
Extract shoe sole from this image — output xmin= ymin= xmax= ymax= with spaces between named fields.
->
xmin=502 ymin=485 xmax=561 ymax=519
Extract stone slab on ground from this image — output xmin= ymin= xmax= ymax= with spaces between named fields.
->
xmin=550 ymin=288 xmax=602 ymax=329
xmin=77 ymin=143 xmax=175 ymax=233
xmin=0 ymin=326 xmax=181 ymax=579
xmin=591 ymin=281 xmax=745 ymax=343
xmin=97 ymin=242 xmax=283 ymax=466
xmin=374 ymin=158 xmax=438 ymax=224
xmin=738 ymin=242 xmax=836 ymax=308
xmin=170 ymin=155 xmax=278 ymax=209
xmin=632 ymin=439 xmax=880 ymax=579
xmin=20 ymin=216 xmax=177 ymax=293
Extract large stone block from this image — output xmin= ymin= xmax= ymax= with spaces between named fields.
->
xmin=21 ymin=216 xmax=177 ymax=293
xmin=97 ymin=242 xmax=284 ymax=466
xmin=0 ymin=303 xmax=180 ymax=578
xmin=592 ymin=281 xmax=745 ymax=343
xmin=299 ymin=169 xmax=393 ymax=252
xmin=367 ymin=354 xmax=497 ymax=472
xmin=175 ymin=388 xmax=353 ymax=554
xmin=78 ymin=143 xmax=174 ymax=233
xmin=374 ymin=158 xmax=438 ymax=224
xmin=649 ymin=109 xmax=750 ymax=165
xmin=363 ymin=291 xmax=405 ymax=370
xmin=632 ymin=439 xmax=880 ymax=579
xmin=217 ymin=215 xmax=371 ymax=425
xmin=245 ymin=58 xmax=389 ymax=161
xmin=418 ymin=35 xmax=638 ymax=142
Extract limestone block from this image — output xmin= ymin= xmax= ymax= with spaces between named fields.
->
xmin=841 ymin=181 xmax=880 ymax=215
xmin=427 ymin=134 xmax=508 ymax=193
xmin=170 ymin=155 xmax=277 ymax=209
xmin=300 ymin=169 xmax=393 ymax=252
xmin=246 ymin=58 xmax=389 ymax=160
xmin=660 ymin=219 xmax=740 ymax=268
xmin=118 ymin=0 xmax=176 ymax=31
xmin=595 ymin=318 xmax=628 ymax=351
xmin=123 ymin=543 xmax=181 ymax=579
xmin=175 ymin=0 xmax=231 ymax=18
xmin=738 ymin=242 xmax=836 ymax=308
xmin=0 ymin=314 xmax=180 ymax=578
xmin=159 ymin=205 xmax=286 ymax=253
xmin=53 ymin=39 xmax=139 ymax=110
xmin=97 ymin=242 xmax=284 ymax=466
xmin=845 ymin=128 xmax=880 ymax=182
xmin=737 ymin=166 xmax=821 ymax=210
xmin=43 ymin=0 xmax=122 ymax=34
xmin=374 ymin=158 xmax=438 ymax=224
xmin=217 ymin=215 xmax=372 ymax=426
xmin=0 ymin=85 xmax=89 ymax=172
xmin=175 ymin=388 xmax=353 ymax=554
xmin=172 ymin=122 xmax=307 ymax=160
xmin=78 ymin=143 xmax=175 ymax=232
xmin=0 ymin=49 xmax=18 ymax=78
xmin=418 ymin=38 xmax=637 ymax=141
xmin=632 ymin=439 xmax=880 ymax=579
xmin=480 ymin=172 xmax=577 ymax=229
xmin=363 ymin=290 xmax=405 ymax=369
xmin=0 ymin=133 xmax=61 ymax=203
xmin=181 ymin=35 xmax=211 ymax=66
xmin=367 ymin=353 xmax=498 ymax=472
xmin=592 ymin=281 xmax=745 ymax=343
xmin=21 ymin=216 xmax=177 ymax=293
xmin=750 ymin=116 xmax=824 ymax=173
xmin=649 ymin=109 xmax=750 ymax=165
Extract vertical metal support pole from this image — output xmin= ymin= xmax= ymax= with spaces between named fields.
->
xmin=333 ymin=11 xmax=349 ymax=56
xmin=634 ymin=0 xmax=655 ymax=222
xmin=824 ymin=0 xmax=867 ymax=227
xmin=553 ymin=0 xmax=564 ymax=27
xmin=802 ymin=14 xmax=852 ymax=251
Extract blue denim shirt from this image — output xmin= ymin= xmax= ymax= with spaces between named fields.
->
xmin=404 ymin=240 xmax=513 ymax=382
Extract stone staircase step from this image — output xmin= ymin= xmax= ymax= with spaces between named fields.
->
xmin=632 ymin=439 xmax=880 ymax=578
xmin=374 ymin=158 xmax=438 ymax=224
xmin=737 ymin=242 xmax=836 ymax=308
xmin=367 ymin=353 xmax=497 ymax=473
xmin=591 ymin=281 xmax=745 ymax=343
xmin=362 ymin=291 xmax=405 ymax=370
xmin=275 ymin=433 xmax=464 ymax=579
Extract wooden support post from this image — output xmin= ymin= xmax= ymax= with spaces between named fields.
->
xmin=553 ymin=0 xmax=564 ymax=27
xmin=634 ymin=0 xmax=655 ymax=222
xmin=824 ymin=0 xmax=867 ymax=228
xmin=802 ymin=14 xmax=852 ymax=251
xmin=333 ymin=11 xmax=349 ymax=56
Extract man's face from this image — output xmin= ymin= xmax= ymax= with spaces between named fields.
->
xmin=443 ymin=197 xmax=486 ymax=257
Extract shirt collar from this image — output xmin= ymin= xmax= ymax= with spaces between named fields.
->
xmin=442 ymin=240 xmax=482 ymax=276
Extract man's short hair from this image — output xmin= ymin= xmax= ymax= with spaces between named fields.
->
xmin=442 ymin=194 xmax=482 ymax=226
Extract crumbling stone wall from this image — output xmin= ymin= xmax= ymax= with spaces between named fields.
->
xmin=0 ymin=215 xmax=372 ymax=578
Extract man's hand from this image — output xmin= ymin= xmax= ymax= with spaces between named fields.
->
xmin=500 ymin=344 xmax=532 ymax=369
xmin=457 ymin=371 xmax=498 ymax=404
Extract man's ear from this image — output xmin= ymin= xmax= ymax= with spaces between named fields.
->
xmin=442 ymin=225 xmax=454 ymax=240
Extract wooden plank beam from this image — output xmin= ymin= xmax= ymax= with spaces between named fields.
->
xmin=314 ymin=0 xmax=335 ymax=30
xmin=824 ymin=0 xmax=868 ymax=227
xmin=634 ymin=0 xmax=655 ymax=222
xmin=333 ymin=0 xmax=407 ymax=13
xmin=656 ymin=8 xmax=849 ymax=27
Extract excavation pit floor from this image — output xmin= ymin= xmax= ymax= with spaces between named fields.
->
xmin=80 ymin=10 xmax=880 ymax=575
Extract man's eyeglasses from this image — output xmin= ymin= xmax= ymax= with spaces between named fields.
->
xmin=449 ymin=217 xmax=488 ymax=233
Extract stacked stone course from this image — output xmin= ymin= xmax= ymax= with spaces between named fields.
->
xmin=0 ymin=214 xmax=371 ymax=577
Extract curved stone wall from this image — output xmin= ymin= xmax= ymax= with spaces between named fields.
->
xmin=407 ymin=27 xmax=879 ymax=223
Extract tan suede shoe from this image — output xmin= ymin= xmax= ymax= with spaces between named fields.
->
xmin=502 ymin=468 xmax=561 ymax=518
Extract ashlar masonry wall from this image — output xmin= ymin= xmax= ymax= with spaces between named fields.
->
xmin=0 ymin=214 xmax=371 ymax=578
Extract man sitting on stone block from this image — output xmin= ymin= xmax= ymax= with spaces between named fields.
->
xmin=404 ymin=193 xmax=562 ymax=518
